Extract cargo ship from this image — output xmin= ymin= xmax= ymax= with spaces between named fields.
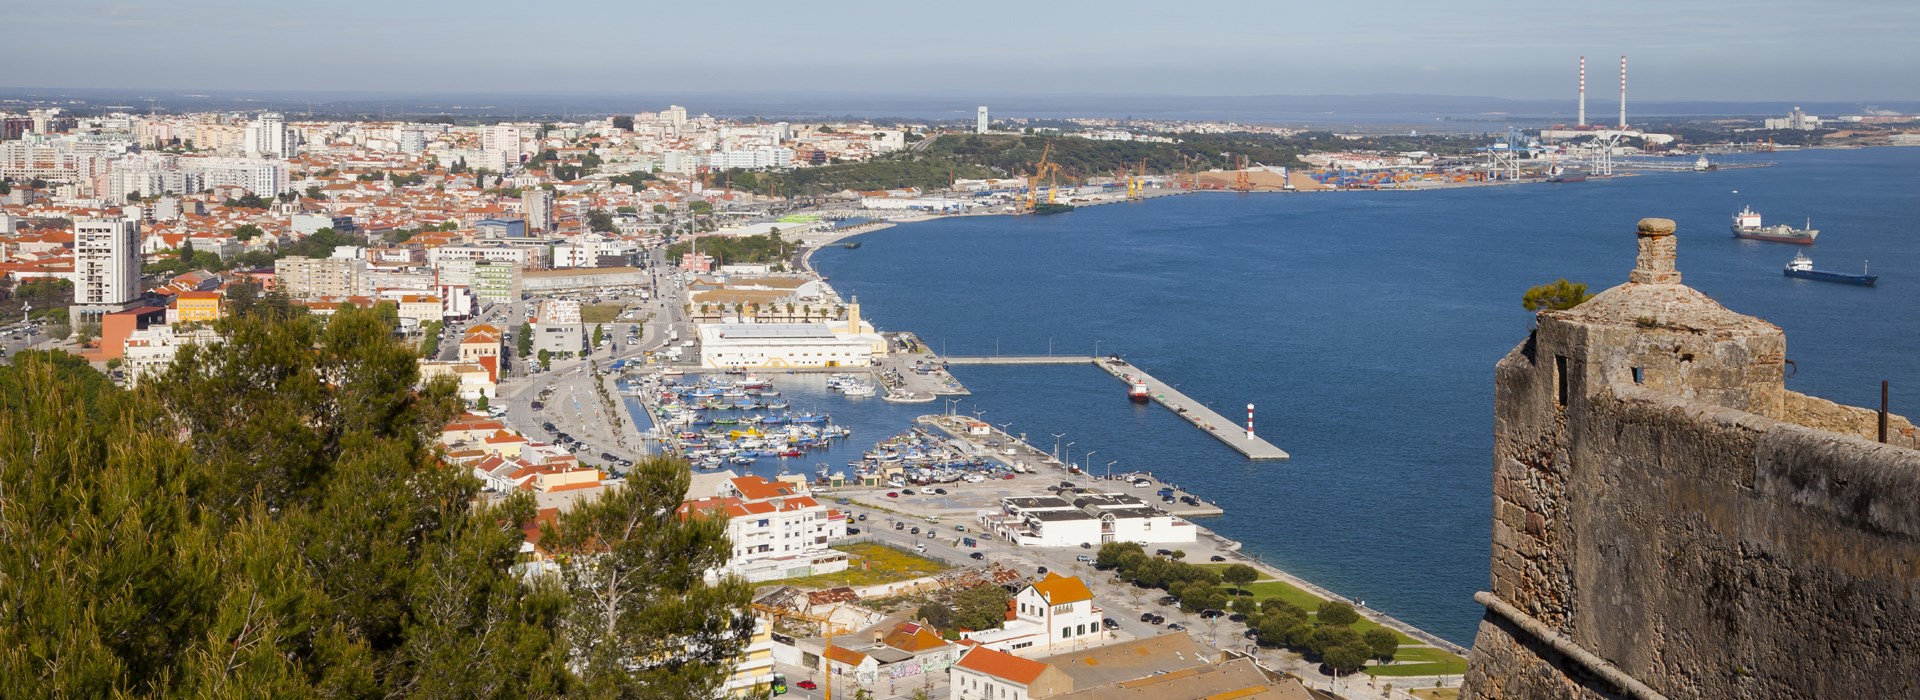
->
xmin=1731 ymin=206 xmax=1818 ymax=244
xmin=1031 ymin=202 xmax=1075 ymax=215
xmin=1783 ymin=253 xmax=1875 ymax=286
xmin=1125 ymin=375 xmax=1150 ymax=403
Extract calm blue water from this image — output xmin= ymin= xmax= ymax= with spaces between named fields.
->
xmin=809 ymin=147 xmax=1920 ymax=645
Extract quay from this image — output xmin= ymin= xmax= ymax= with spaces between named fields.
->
xmin=913 ymin=414 xmax=1226 ymax=518
xmin=940 ymin=355 xmax=1291 ymax=461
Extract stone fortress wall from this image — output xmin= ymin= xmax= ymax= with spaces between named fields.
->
xmin=1461 ymin=218 xmax=1920 ymax=700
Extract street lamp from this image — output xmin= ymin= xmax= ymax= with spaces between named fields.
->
xmin=1051 ymin=433 xmax=1065 ymax=460
xmin=1082 ymin=450 xmax=1097 ymax=473
xmin=1105 ymin=460 xmax=1118 ymax=478
xmin=1064 ymin=441 xmax=1075 ymax=466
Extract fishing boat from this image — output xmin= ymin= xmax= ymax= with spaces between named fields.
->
xmin=1731 ymin=206 xmax=1818 ymax=244
xmin=841 ymin=380 xmax=876 ymax=397
xmin=790 ymin=413 xmax=829 ymax=424
xmin=1783 ymin=253 xmax=1876 ymax=286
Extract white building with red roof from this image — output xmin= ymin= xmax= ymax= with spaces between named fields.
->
xmin=679 ymin=475 xmax=849 ymax=582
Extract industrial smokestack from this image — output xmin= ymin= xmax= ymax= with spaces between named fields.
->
xmin=1578 ymin=56 xmax=1587 ymax=127
xmin=1618 ymin=55 xmax=1628 ymax=129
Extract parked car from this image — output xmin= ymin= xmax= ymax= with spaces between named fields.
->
xmin=1200 ymin=609 xmax=1225 ymax=619
xmin=886 ymin=492 xmax=899 ymax=498
xmin=1036 ymin=566 xmax=1048 ymax=576
xmin=847 ymin=527 xmax=861 ymax=535
xmin=1080 ymin=542 xmax=1093 ymax=549
xmin=970 ymin=552 xmax=985 ymax=560
xmin=1159 ymin=595 xmax=1179 ymax=606
xmin=530 ymin=401 xmax=544 ymax=410
xmin=1155 ymin=549 xmax=1173 ymax=557
xmin=1210 ymin=555 xmax=1227 ymax=562
xmin=1150 ymin=614 xmax=1166 ymax=625
xmin=901 ymin=489 xmax=916 ymax=495
xmin=796 ymin=680 xmax=817 ymax=690
xmin=953 ymin=525 xmax=966 ymax=532
xmin=1139 ymin=613 xmax=1156 ymax=623
xmin=910 ymin=527 xmax=920 ymax=535
xmin=1167 ymin=623 xmax=1186 ymax=631
xmin=1059 ymin=481 xmax=1075 ymax=488
xmin=894 ymin=522 xmax=905 ymax=531
xmin=1076 ymin=555 xmax=1093 ymax=563
xmin=934 ymin=488 xmax=948 ymax=495
xmin=856 ymin=514 xmax=867 ymax=521
xmin=1103 ymin=618 xmax=1120 ymax=630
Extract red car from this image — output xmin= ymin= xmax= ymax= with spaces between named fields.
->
xmin=886 ymin=492 xmax=899 ymax=498
xmin=1001 ymin=474 xmax=1016 ymax=480
xmin=796 ymin=680 xmax=818 ymax=690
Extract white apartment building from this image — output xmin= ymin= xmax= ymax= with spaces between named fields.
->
xmin=430 ymin=244 xmax=535 ymax=269
xmin=71 ymin=217 xmax=143 ymax=321
xmin=962 ymin=574 xmax=1104 ymax=656
xmin=680 ymin=476 xmax=850 ymax=583
xmin=481 ymin=124 xmax=525 ymax=155
xmin=243 ymin=112 xmax=295 ymax=159
xmin=522 ymin=189 xmax=553 ymax=232
xmin=193 ymin=156 xmax=291 ymax=196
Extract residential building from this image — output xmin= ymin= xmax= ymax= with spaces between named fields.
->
xmin=949 ymin=646 xmax=1069 ymax=700
xmin=71 ymin=217 xmax=143 ymax=322
xmin=962 ymin=573 xmax=1104 ymax=655
xmin=292 ymin=213 xmax=356 ymax=235
xmin=531 ymin=298 xmax=583 ymax=356
xmin=458 ymin=324 xmax=502 ymax=380
xmin=275 ymin=256 xmax=370 ymax=300
xmin=417 ymin=360 xmax=496 ymax=402
xmin=243 ymin=112 xmax=295 ymax=158
xmin=471 ymin=260 xmax=522 ymax=306
xmin=523 ymin=189 xmax=553 ymax=232
xmin=977 ymin=106 xmax=990 ymax=134
xmin=678 ymin=475 xmax=849 ymax=582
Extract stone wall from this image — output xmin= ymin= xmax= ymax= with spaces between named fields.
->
xmin=1463 ymin=219 xmax=1920 ymax=699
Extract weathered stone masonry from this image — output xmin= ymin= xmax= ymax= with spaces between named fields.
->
xmin=1462 ymin=218 xmax=1920 ymax=700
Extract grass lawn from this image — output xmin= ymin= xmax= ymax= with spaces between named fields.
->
xmin=776 ymin=543 xmax=952 ymax=589
xmin=1238 ymin=579 xmax=1421 ymax=645
xmin=1366 ymin=645 xmax=1469 ymax=677
xmin=580 ymin=304 xmax=626 ymax=324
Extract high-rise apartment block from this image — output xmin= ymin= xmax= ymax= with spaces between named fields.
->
xmin=243 ymin=113 xmax=295 ymax=159
xmin=976 ymin=106 xmax=989 ymax=134
xmin=523 ymin=189 xmax=553 ymax=232
xmin=71 ymin=217 xmax=143 ymax=322
xmin=274 ymin=255 xmax=370 ymax=300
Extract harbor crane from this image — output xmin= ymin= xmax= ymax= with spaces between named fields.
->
xmin=1024 ymin=142 xmax=1066 ymax=210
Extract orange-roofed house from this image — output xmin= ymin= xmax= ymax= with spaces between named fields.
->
xmin=962 ymin=573 xmax=1105 ymax=656
xmin=679 ymin=475 xmax=848 ymax=583
xmin=950 ymin=645 xmax=1073 ymax=699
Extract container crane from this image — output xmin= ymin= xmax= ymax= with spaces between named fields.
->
xmin=1234 ymin=155 xmax=1252 ymax=192
xmin=1024 ymin=142 xmax=1065 ymax=211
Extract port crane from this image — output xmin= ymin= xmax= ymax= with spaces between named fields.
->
xmin=1024 ymin=142 xmax=1065 ymax=211
xmin=754 ymin=603 xmax=851 ymax=699
xmin=1233 ymin=155 xmax=1253 ymax=192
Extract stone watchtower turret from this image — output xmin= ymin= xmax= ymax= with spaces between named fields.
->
xmin=1463 ymin=219 xmax=1920 ymax=700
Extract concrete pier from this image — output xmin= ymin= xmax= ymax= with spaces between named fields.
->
xmin=942 ymin=355 xmax=1099 ymax=365
xmin=938 ymin=355 xmax=1290 ymax=460
xmin=1090 ymin=358 xmax=1290 ymax=460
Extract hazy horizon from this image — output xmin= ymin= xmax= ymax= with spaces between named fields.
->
xmin=9 ymin=0 xmax=1919 ymax=102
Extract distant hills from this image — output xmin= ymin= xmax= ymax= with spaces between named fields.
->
xmin=3 ymin=86 xmax=1913 ymax=127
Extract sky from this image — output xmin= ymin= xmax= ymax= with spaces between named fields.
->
xmin=8 ymin=0 xmax=1919 ymax=101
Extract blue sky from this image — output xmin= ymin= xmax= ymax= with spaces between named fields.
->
xmin=8 ymin=0 xmax=1918 ymax=100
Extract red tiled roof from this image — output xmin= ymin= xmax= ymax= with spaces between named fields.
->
xmin=954 ymin=646 xmax=1048 ymax=684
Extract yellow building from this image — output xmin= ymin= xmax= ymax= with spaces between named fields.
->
xmin=169 ymin=291 xmax=224 ymax=324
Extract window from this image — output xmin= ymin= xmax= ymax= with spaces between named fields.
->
xmin=1631 ymin=367 xmax=1644 ymax=384
xmin=1061 ymin=627 xmax=1070 ymax=639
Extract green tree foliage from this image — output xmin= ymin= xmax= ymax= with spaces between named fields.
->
xmin=688 ymin=200 xmax=712 ymax=215
xmin=537 ymin=348 xmax=552 ymax=370
xmin=592 ymin=324 xmax=604 ymax=348
xmin=281 ymin=227 xmax=358 ymax=259
xmin=1521 ymin=278 xmax=1594 ymax=312
xmin=0 ymin=306 xmax=583 ymax=695
xmin=586 ymin=209 xmax=615 ymax=232
xmin=1323 ymin=639 xmax=1373 ymax=674
xmin=663 ymin=232 xmax=789 ymax=266
xmin=547 ymin=455 xmax=752 ymax=697
xmin=1364 ymin=628 xmax=1399 ymax=662
xmin=232 ymin=223 xmax=264 ymax=241
xmin=517 ymin=323 xmax=534 ymax=357
xmin=1317 ymin=601 xmax=1361 ymax=627
xmin=610 ymin=115 xmax=634 ymax=131
xmin=1221 ymin=563 xmax=1260 ymax=593
xmin=224 ymin=193 xmax=273 ymax=209
xmin=420 ymin=320 xmax=444 ymax=357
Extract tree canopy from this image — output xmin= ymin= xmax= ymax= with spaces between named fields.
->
xmin=1522 ymin=278 xmax=1595 ymax=312
xmin=0 ymin=301 xmax=750 ymax=697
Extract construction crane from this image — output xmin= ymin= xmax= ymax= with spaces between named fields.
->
xmin=1233 ymin=155 xmax=1252 ymax=192
xmin=754 ymin=604 xmax=850 ymax=699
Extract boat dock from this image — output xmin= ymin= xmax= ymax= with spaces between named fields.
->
xmin=939 ymin=355 xmax=1290 ymax=461
xmin=915 ymin=414 xmax=1227 ymax=518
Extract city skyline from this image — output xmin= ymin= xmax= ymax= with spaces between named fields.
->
xmin=8 ymin=0 xmax=1919 ymax=101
